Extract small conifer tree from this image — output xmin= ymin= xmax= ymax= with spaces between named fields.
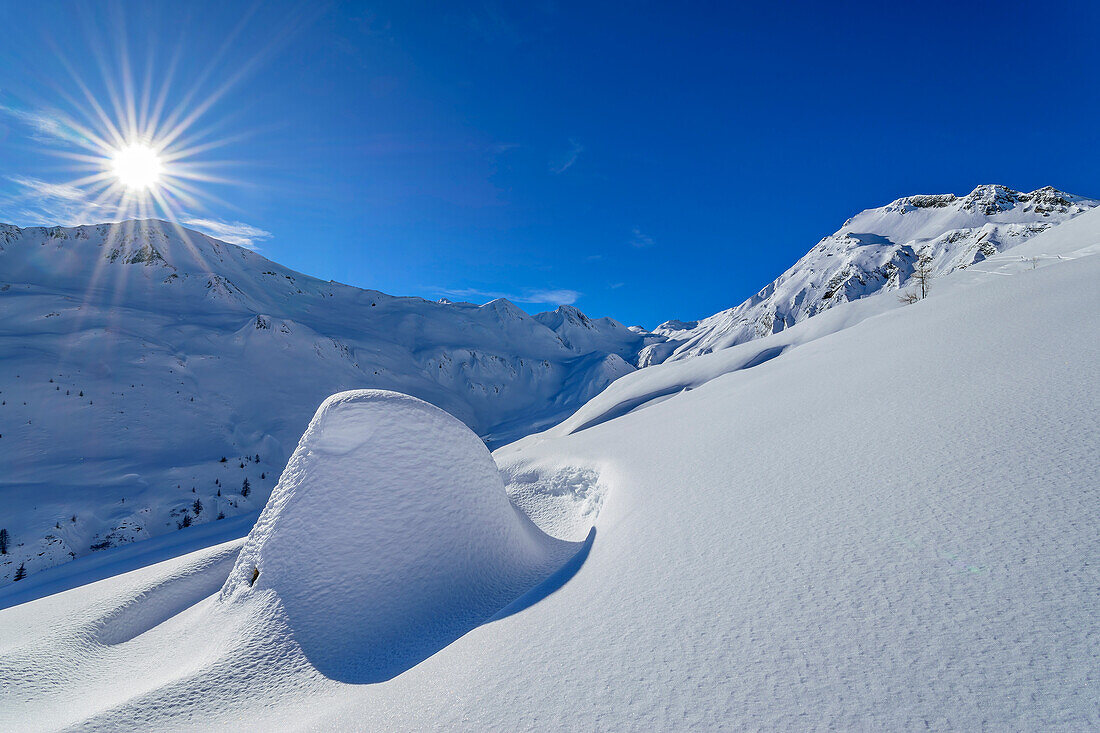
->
xmin=14 ymin=563 xmax=26 ymax=581
xmin=0 ymin=528 xmax=8 ymax=554
xmin=912 ymin=257 xmax=933 ymax=299
xmin=241 ymin=478 xmax=251 ymax=497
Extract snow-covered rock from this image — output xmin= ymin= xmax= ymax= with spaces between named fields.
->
xmin=220 ymin=390 xmax=584 ymax=681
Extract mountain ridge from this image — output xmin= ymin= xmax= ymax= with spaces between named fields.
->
xmin=647 ymin=185 xmax=1097 ymax=362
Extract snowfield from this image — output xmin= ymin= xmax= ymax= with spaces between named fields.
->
xmin=0 ymin=205 xmax=1096 ymax=730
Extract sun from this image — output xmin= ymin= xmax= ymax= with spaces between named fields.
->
xmin=110 ymin=143 xmax=163 ymax=191
xmin=19 ymin=40 xmax=247 ymax=227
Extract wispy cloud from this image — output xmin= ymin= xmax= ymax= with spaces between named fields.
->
xmin=1 ymin=175 xmax=105 ymax=226
xmin=1 ymin=175 xmax=273 ymax=246
xmin=549 ymin=138 xmax=583 ymax=174
xmin=437 ymin=286 xmax=581 ymax=306
xmin=182 ymin=218 xmax=273 ymax=249
xmin=9 ymin=176 xmax=88 ymax=202
xmin=0 ymin=105 xmax=82 ymax=146
xmin=629 ymin=226 xmax=656 ymax=248
xmin=609 ymin=282 xmax=625 ymax=289
xmin=526 ymin=288 xmax=581 ymax=304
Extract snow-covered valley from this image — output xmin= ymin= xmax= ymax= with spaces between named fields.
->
xmin=1 ymin=191 xmax=1098 ymax=730
xmin=0 ymin=221 xmax=655 ymax=581
xmin=1 ymin=185 xmax=1092 ymax=585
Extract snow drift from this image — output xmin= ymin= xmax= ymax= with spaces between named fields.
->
xmin=220 ymin=390 xmax=588 ymax=682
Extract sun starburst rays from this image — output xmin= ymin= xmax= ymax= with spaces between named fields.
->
xmin=14 ymin=42 xmax=260 ymax=318
xmin=19 ymin=34 xmax=256 ymax=237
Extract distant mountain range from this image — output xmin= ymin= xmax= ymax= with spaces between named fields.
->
xmin=1 ymin=183 xmax=1094 ymax=581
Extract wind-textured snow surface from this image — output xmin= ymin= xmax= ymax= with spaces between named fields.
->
xmin=648 ymin=185 xmax=1097 ymax=362
xmin=1 ymin=205 xmax=1096 ymax=730
xmin=0 ymin=220 xmax=647 ymax=581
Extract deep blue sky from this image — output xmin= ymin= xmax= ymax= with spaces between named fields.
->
xmin=1 ymin=1 xmax=1097 ymax=327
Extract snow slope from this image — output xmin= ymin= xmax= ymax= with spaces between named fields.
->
xmin=0 ymin=220 xmax=646 ymax=581
xmin=1 ymin=204 xmax=1096 ymax=730
xmin=649 ymin=185 xmax=1097 ymax=362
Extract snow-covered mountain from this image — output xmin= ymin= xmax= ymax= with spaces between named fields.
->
xmin=2 ymin=205 xmax=1096 ymax=731
xmin=1 ymin=185 xmax=1095 ymax=584
xmin=647 ymin=185 xmax=1098 ymax=362
xmin=0 ymin=220 xmax=651 ymax=581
